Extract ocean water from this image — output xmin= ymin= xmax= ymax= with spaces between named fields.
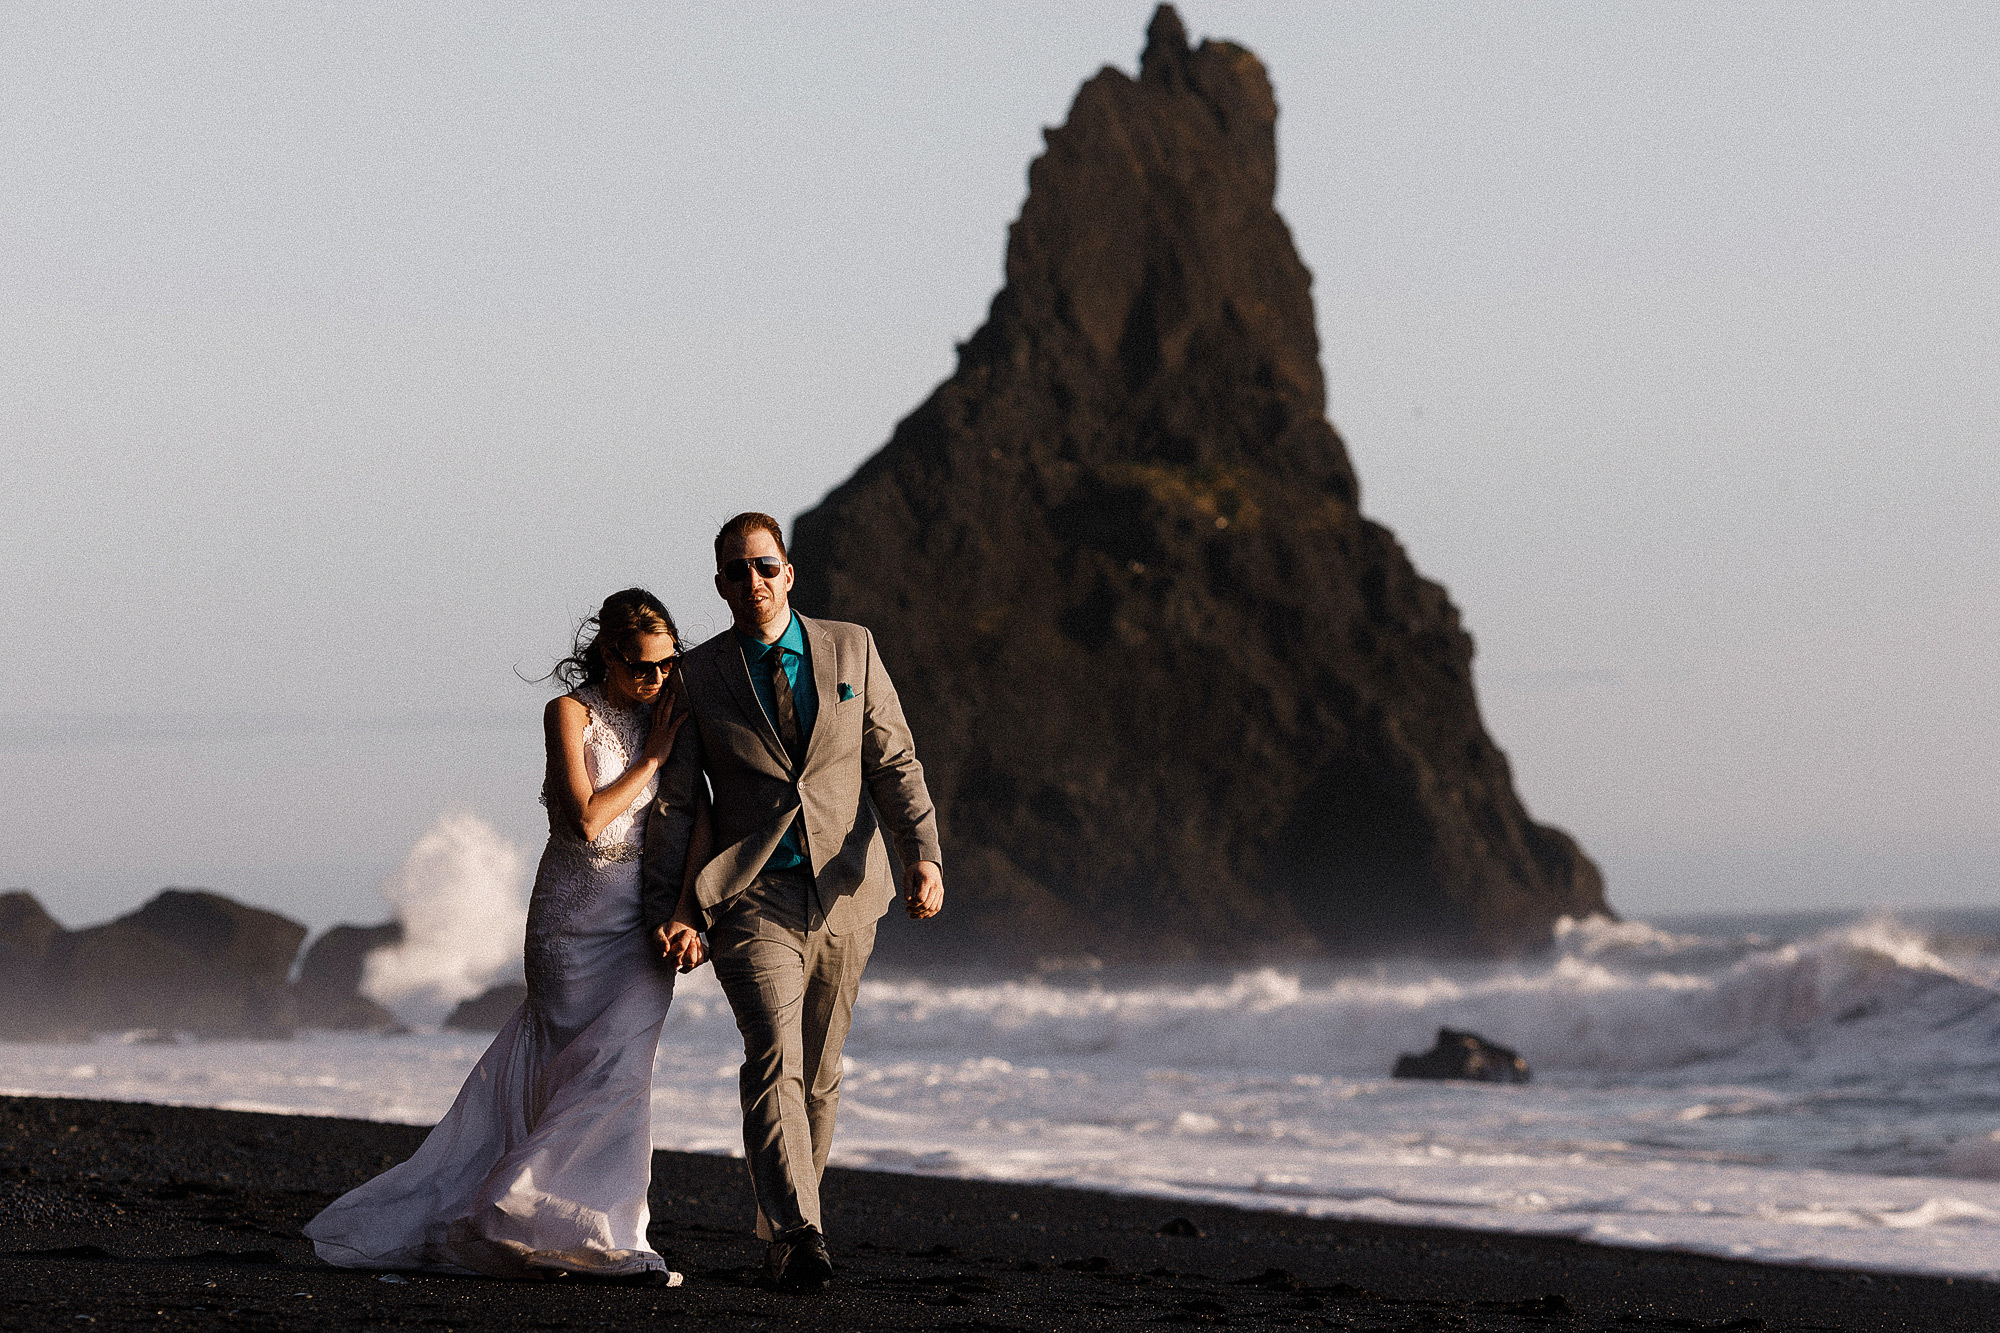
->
xmin=9 ymin=910 xmax=2000 ymax=1280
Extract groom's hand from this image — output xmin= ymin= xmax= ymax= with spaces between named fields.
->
xmin=656 ymin=920 xmax=707 ymax=972
xmin=903 ymin=860 xmax=944 ymax=920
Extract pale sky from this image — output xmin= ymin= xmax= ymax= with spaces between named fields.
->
xmin=4 ymin=3 xmax=1996 ymax=934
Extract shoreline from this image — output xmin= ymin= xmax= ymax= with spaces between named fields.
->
xmin=3 ymin=1094 xmax=1996 ymax=1330
xmin=11 ymin=1052 xmax=2000 ymax=1286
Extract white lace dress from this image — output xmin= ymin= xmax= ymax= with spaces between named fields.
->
xmin=305 ymin=685 xmax=680 ymax=1281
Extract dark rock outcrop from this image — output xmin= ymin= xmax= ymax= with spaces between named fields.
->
xmin=1392 ymin=1028 xmax=1531 ymax=1083
xmin=4 ymin=890 xmax=429 ymax=1040
xmin=294 ymin=922 xmax=407 ymax=1033
xmin=443 ymin=983 xmax=527 ymax=1032
xmin=790 ymin=5 xmax=1606 ymax=962
xmin=45 ymin=889 xmax=307 ymax=1038
xmin=0 ymin=891 xmax=76 ymax=1040
xmin=0 ymin=889 xmax=62 ymax=958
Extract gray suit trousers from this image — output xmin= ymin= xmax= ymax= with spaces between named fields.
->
xmin=706 ymin=868 xmax=876 ymax=1239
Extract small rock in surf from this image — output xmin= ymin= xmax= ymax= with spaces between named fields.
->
xmin=1392 ymin=1028 xmax=1531 ymax=1083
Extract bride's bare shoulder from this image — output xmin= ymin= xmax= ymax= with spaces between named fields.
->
xmin=545 ymin=692 xmax=590 ymax=732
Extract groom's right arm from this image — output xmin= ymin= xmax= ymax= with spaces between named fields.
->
xmin=642 ymin=707 xmax=706 ymax=938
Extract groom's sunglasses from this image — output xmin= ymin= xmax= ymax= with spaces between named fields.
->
xmin=615 ymin=652 xmax=679 ymax=680
xmin=719 ymin=556 xmax=786 ymax=583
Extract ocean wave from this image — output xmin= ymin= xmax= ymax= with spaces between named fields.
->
xmin=360 ymin=811 xmax=529 ymax=1025
xmin=829 ymin=916 xmax=2000 ymax=1083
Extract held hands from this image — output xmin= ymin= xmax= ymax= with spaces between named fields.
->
xmin=903 ymin=860 xmax=944 ymax=920
xmin=658 ymin=866 xmax=937 ymax=962
xmin=655 ymin=919 xmax=707 ymax=972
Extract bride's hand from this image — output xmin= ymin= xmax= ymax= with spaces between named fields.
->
xmin=656 ymin=920 xmax=707 ymax=972
xmin=643 ymin=688 xmax=686 ymax=765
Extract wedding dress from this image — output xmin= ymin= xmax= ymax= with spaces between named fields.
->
xmin=305 ymin=684 xmax=680 ymax=1281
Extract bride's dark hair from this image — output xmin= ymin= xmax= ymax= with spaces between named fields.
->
xmin=548 ymin=587 xmax=680 ymax=690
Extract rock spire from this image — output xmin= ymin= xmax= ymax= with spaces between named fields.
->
xmin=791 ymin=6 xmax=1608 ymax=961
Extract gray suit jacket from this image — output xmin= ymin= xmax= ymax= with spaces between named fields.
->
xmin=641 ymin=614 xmax=942 ymax=937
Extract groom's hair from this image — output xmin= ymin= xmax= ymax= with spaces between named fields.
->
xmin=715 ymin=511 xmax=788 ymax=565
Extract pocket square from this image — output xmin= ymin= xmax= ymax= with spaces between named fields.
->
xmin=838 ymin=683 xmax=856 ymax=701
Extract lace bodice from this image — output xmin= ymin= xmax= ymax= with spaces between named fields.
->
xmin=544 ymin=684 xmax=655 ymax=862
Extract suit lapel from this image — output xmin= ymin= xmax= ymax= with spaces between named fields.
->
xmin=801 ymin=615 xmax=839 ymax=772
xmin=715 ymin=632 xmax=791 ymax=771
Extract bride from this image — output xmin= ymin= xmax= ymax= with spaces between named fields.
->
xmin=306 ymin=587 xmax=711 ymax=1282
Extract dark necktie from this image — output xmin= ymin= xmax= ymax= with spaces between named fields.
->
xmin=768 ymin=649 xmax=805 ymax=766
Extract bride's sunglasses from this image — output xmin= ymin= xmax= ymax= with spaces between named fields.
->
xmin=719 ymin=556 xmax=786 ymax=583
xmin=615 ymin=651 xmax=678 ymax=681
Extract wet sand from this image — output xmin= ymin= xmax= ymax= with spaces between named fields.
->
xmin=2 ymin=1093 xmax=1993 ymax=1331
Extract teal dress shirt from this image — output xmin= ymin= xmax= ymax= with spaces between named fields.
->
xmin=736 ymin=611 xmax=817 ymax=874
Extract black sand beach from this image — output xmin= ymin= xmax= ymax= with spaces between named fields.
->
xmin=2 ymin=1094 xmax=1992 ymax=1331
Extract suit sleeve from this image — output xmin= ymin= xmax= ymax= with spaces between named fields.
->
xmin=858 ymin=628 xmax=943 ymax=871
xmin=641 ymin=708 xmax=707 ymax=935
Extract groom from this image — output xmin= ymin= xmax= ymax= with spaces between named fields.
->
xmin=642 ymin=510 xmax=944 ymax=1292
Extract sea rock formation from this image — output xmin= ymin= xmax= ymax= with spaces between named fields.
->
xmin=0 ymin=891 xmax=74 ymax=1040
xmin=294 ymin=922 xmax=407 ymax=1033
xmin=0 ymin=890 xmax=422 ymax=1040
xmin=443 ymin=983 xmax=527 ymax=1032
xmin=46 ymin=889 xmax=307 ymax=1039
xmin=790 ymin=6 xmax=1607 ymax=962
xmin=1392 ymin=1028 xmax=1532 ymax=1084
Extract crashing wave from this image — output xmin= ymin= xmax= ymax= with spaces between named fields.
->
xmin=819 ymin=916 xmax=2000 ymax=1084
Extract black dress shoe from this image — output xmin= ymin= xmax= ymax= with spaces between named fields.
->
xmin=762 ymin=1225 xmax=834 ymax=1291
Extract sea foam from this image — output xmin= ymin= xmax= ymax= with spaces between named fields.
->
xmin=359 ymin=811 xmax=528 ymax=1025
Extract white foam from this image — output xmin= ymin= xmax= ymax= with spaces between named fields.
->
xmin=359 ymin=811 xmax=527 ymax=1025
xmin=803 ymin=917 xmax=2000 ymax=1089
xmin=1554 ymin=913 xmax=1712 ymax=958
